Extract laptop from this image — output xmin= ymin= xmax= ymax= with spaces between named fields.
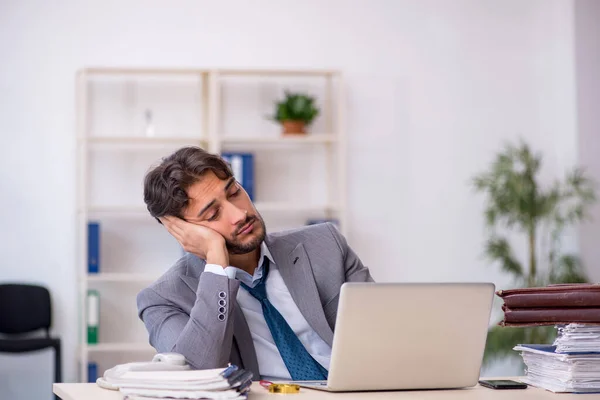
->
xmin=294 ymin=282 xmax=495 ymax=392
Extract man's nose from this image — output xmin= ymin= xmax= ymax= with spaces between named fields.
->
xmin=228 ymin=204 xmax=247 ymax=225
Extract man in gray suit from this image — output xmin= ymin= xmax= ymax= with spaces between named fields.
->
xmin=137 ymin=146 xmax=373 ymax=381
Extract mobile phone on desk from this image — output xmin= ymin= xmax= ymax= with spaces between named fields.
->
xmin=479 ymin=379 xmax=527 ymax=389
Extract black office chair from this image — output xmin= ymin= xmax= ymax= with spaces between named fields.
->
xmin=0 ymin=283 xmax=62 ymax=386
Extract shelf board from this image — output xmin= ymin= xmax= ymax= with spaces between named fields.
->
xmin=86 ymin=206 xmax=150 ymax=217
xmin=86 ymin=273 xmax=161 ymax=282
xmin=81 ymin=67 xmax=209 ymax=75
xmin=218 ymin=68 xmax=338 ymax=77
xmin=82 ymin=136 xmax=207 ymax=145
xmin=86 ymin=343 xmax=156 ymax=352
xmin=81 ymin=67 xmax=338 ymax=77
xmin=255 ymin=202 xmax=339 ymax=212
xmin=84 ymin=203 xmax=338 ymax=216
xmin=221 ymin=135 xmax=337 ymax=144
xmin=80 ymin=135 xmax=338 ymax=148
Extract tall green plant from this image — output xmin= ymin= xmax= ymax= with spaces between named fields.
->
xmin=472 ymin=139 xmax=596 ymax=363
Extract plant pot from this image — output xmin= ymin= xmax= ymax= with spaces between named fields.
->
xmin=282 ymin=120 xmax=306 ymax=135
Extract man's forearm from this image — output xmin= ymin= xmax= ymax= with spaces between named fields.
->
xmin=168 ymin=273 xmax=240 ymax=369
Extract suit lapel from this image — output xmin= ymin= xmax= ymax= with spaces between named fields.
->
xmin=268 ymin=240 xmax=334 ymax=347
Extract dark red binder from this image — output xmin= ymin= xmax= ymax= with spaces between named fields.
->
xmin=496 ymin=284 xmax=600 ymax=327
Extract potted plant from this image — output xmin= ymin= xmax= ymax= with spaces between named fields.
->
xmin=472 ymin=139 xmax=596 ymax=365
xmin=269 ymin=91 xmax=320 ymax=135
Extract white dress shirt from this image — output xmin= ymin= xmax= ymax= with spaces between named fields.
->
xmin=204 ymin=242 xmax=332 ymax=379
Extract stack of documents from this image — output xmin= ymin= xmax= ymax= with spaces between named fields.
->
xmin=554 ymin=323 xmax=600 ymax=353
xmin=99 ymin=364 xmax=253 ymax=399
xmin=514 ymin=324 xmax=600 ymax=393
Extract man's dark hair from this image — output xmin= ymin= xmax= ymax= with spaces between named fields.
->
xmin=143 ymin=146 xmax=233 ymax=220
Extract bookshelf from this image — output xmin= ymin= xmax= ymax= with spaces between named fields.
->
xmin=75 ymin=67 xmax=346 ymax=382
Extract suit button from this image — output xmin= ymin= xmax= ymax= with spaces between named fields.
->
xmin=219 ymin=306 xmax=226 ymax=314
xmin=217 ymin=313 xmax=226 ymax=321
xmin=218 ymin=291 xmax=227 ymax=299
xmin=218 ymin=299 xmax=226 ymax=307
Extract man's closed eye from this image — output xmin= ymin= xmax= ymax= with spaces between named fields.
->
xmin=207 ymin=208 xmax=221 ymax=221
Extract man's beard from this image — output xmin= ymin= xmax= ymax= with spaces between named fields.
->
xmin=225 ymin=213 xmax=267 ymax=255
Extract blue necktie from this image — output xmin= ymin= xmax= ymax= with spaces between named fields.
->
xmin=241 ymin=258 xmax=329 ymax=380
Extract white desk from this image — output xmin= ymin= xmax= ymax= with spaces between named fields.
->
xmin=53 ymin=379 xmax=595 ymax=399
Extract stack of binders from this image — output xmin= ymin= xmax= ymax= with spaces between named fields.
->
xmin=495 ymin=284 xmax=600 ymax=393
xmin=496 ymin=284 xmax=600 ymax=326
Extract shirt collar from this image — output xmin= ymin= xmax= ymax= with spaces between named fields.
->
xmin=233 ymin=241 xmax=274 ymax=286
xmin=261 ymin=241 xmax=275 ymax=266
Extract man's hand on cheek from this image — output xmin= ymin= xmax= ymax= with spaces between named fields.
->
xmin=159 ymin=216 xmax=229 ymax=267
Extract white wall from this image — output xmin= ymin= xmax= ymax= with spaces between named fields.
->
xmin=0 ymin=0 xmax=582 ymax=398
xmin=575 ymin=0 xmax=600 ymax=282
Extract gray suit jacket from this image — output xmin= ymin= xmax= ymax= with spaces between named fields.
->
xmin=137 ymin=222 xmax=373 ymax=379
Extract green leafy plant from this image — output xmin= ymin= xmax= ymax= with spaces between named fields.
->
xmin=472 ymin=139 xmax=596 ymax=364
xmin=270 ymin=91 xmax=320 ymax=124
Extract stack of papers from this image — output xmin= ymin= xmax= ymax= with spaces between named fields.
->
xmin=99 ymin=364 xmax=253 ymax=399
xmin=554 ymin=323 xmax=600 ymax=353
xmin=514 ymin=324 xmax=600 ymax=393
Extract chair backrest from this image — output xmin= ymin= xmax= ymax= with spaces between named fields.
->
xmin=0 ymin=284 xmax=52 ymax=335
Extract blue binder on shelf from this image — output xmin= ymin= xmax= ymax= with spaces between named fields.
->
xmin=88 ymin=222 xmax=100 ymax=274
xmin=88 ymin=362 xmax=98 ymax=383
xmin=221 ymin=152 xmax=254 ymax=201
